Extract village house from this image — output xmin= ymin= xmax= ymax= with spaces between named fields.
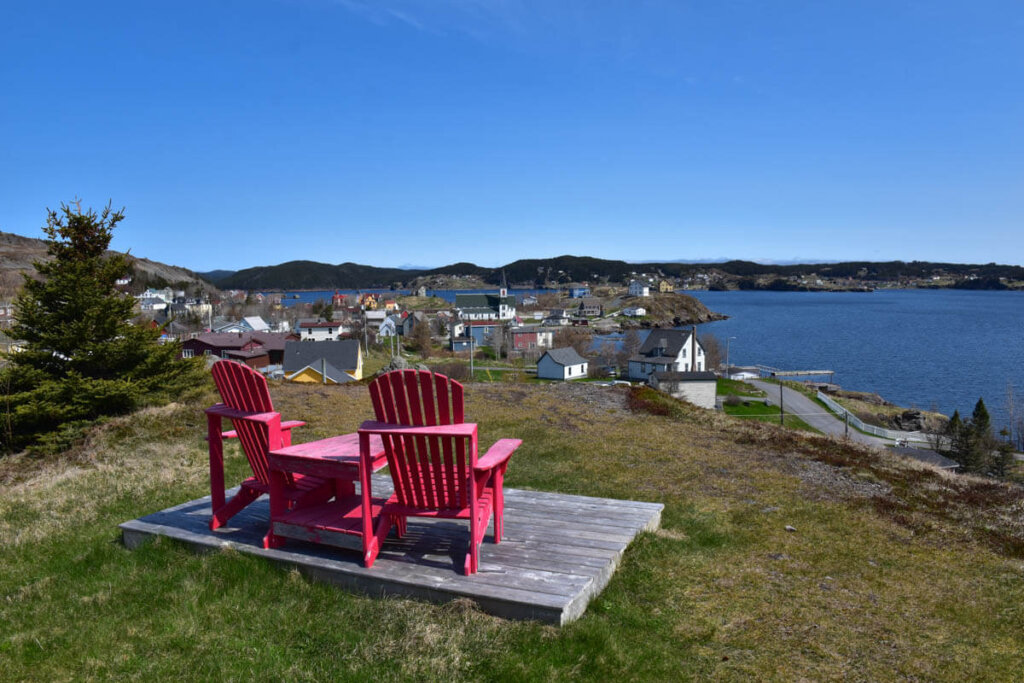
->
xmin=509 ymin=325 xmax=555 ymax=355
xmin=569 ymin=286 xmax=590 ymax=298
xmin=627 ymin=328 xmax=706 ymax=382
xmin=576 ymin=297 xmax=603 ymax=317
xmin=622 ymin=306 xmax=646 ymax=317
xmin=650 ymin=371 xmax=717 ymax=409
xmin=536 ymin=347 xmax=589 ymax=381
xmin=455 ymin=289 xmax=516 ymax=321
xmin=298 ymin=319 xmax=344 ymax=341
xmin=284 ymin=339 xmax=362 ymax=383
xmin=542 ymin=309 xmax=571 ymax=326
xmin=363 ymin=309 xmax=388 ymax=330
xmin=401 ymin=311 xmax=428 ymax=337
xmin=658 ymin=280 xmax=674 ymax=293
xmin=378 ymin=315 xmax=400 ymax=338
xmin=214 ymin=316 xmax=271 ymax=334
xmin=180 ymin=331 xmax=296 ymax=370
xmin=628 ymin=280 xmax=650 ymax=297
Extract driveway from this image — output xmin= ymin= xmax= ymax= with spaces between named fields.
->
xmin=747 ymin=379 xmax=892 ymax=449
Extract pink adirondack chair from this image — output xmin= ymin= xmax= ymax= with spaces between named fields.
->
xmin=361 ymin=369 xmax=521 ymax=574
xmin=206 ymin=359 xmax=333 ymax=530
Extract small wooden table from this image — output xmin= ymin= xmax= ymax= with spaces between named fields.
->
xmin=264 ymin=433 xmax=391 ymax=566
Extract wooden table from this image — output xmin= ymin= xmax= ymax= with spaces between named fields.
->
xmin=264 ymin=433 xmax=392 ymax=566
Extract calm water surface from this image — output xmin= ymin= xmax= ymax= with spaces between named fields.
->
xmin=690 ymin=289 xmax=1024 ymax=428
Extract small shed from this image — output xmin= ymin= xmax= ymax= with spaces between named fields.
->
xmin=537 ymin=347 xmax=589 ymax=381
xmin=650 ymin=371 xmax=717 ymax=409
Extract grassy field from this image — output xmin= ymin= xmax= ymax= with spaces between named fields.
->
xmin=2 ymin=380 xmax=1024 ymax=680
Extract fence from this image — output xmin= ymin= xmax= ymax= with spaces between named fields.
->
xmin=815 ymin=391 xmax=932 ymax=445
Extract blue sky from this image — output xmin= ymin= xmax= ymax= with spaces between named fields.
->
xmin=2 ymin=1 xmax=1022 ymax=271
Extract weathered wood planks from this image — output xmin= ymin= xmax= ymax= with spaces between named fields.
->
xmin=119 ymin=475 xmax=662 ymax=625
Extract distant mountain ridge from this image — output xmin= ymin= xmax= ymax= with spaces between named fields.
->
xmin=204 ymin=255 xmax=1024 ymax=290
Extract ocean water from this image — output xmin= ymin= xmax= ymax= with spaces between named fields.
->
xmin=688 ymin=289 xmax=1024 ymax=429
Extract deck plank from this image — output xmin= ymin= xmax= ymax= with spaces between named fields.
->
xmin=119 ymin=476 xmax=662 ymax=625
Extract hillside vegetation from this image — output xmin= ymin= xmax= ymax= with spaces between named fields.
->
xmin=0 ymin=230 xmax=213 ymax=297
xmin=2 ymin=381 xmax=1023 ymax=679
xmin=204 ymin=252 xmax=1024 ymax=290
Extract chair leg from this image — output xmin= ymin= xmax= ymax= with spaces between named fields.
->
xmin=391 ymin=515 xmax=407 ymax=538
xmin=492 ymin=471 xmax=504 ymax=544
xmin=210 ymin=487 xmax=260 ymax=530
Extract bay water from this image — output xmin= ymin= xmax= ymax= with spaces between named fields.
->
xmin=690 ymin=289 xmax=1024 ymax=430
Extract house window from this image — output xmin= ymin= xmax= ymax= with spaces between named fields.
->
xmin=182 ymin=349 xmax=194 ymax=359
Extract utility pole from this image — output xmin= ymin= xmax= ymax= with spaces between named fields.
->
xmin=469 ymin=335 xmax=475 ymax=379
xmin=779 ymin=382 xmax=784 ymax=425
xmin=726 ymin=336 xmax=736 ymax=376
xmin=845 ymin=411 xmax=850 ymax=438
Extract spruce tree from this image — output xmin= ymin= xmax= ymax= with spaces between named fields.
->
xmin=1 ymin=202 xmax=204 ymax=453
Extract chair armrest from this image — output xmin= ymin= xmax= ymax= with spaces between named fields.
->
xmin=221 ymin=420 xmax=305 ymax=440
xmin=206 ymin=403 xmax=280 ymax=424
xmin=475 ymin=438 xmax=521 ymax=472
xmin=358 ymin=420 xmax=478 ymax=438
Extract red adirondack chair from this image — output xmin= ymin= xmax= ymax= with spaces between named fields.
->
xmin=360 ymin=369 xmax=521 ymax=574
xmin=206 ymin=359 xmax=333 ymax=530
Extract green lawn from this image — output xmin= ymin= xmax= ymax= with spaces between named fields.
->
xmin=2 ymin=382 xmax=1024 ymax=679
xmin=716 ymin=378 xmax=765 ymax=398
xmin=722 ymin=398 xmax=818 ymax=432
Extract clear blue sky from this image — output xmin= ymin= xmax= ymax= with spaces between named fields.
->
xmin=2 ymin=1 xmax=1022 ymax=271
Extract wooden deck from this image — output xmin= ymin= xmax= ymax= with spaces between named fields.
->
xmin=119 ymin=476 xmax=663 ymax=625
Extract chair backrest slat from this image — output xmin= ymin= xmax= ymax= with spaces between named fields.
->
xmin=369 ymin=370 xmax=468 ymax=511
xmin=211 ymin=360 xmax=279 ymax=486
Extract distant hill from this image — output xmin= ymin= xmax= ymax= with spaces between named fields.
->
xmin=196 ymin=269 xmax=236 ymax=284
xmin=0 ymin=230 xmax=216 ymax=297
xmin=209 ymin=253 xmax=1024 ymax=291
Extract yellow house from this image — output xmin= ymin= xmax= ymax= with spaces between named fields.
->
xmin=659 ymin=280 xmax=674 ymax=293
xmin=283 ymin=339 xmax=363 ymax=383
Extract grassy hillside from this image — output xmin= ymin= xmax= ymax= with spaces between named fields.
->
xmin=2 ymin=381 xmax=1023 ymax=679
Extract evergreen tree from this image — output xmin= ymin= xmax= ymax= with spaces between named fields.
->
xmin=1 ymin=202 xmax=204 ymax=453
xmin=991 ymin=428 xmax=1015 ymax=478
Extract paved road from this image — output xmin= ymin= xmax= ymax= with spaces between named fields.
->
xmin=747 ymin=380 xmax=892 ymax=449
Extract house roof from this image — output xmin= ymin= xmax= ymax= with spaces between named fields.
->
xmin=541 ymin=347 xmax=588 ymax=367
xmin=299 ymin=320 xmax=337 ymax=328
xmin=283 ymin=339 xmax=360 ymax=374
xmin=455 ymin=293 xmax=515 ymax=310
xmin=187 ymin=331 xmax=293 ymax=352
xmin=288 ymin=359 xmax=356 ymax=384
xmin=652 ymin=371 xmax=717 ymax=382
xmin=242 ymin=316 xmax=270 ymax=332
xmin=637 ymin=329 xmax=695 ymax=358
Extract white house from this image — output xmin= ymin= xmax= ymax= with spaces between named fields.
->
xmin=622 ymin=306 xmax=646 ymax=317
xmin=650 ymin=371 xmax=717 ymax=409
xmin=455 ymin=289 xmax=517 ymax=321
xmin=298 ymin=320 xmax=341 ymax=341
xmin=627 ymin=328 xmax=705 ymax=382
xmin=628 ymin=280 xmax=650 ymax=297
xmin=536 ymin=347 xmax=588 ymax=381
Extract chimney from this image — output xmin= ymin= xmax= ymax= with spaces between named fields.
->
xmin=691 ymin=326 xmax=698 ymax=372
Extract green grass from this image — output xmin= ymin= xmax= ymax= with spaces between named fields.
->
xmin=716 ymin=378 xmax=765 ymax=398
xmin=721 ymin=399 xmax=818 ymax=432
xmin=2 ymin=382 xmax=1024 ymax=679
